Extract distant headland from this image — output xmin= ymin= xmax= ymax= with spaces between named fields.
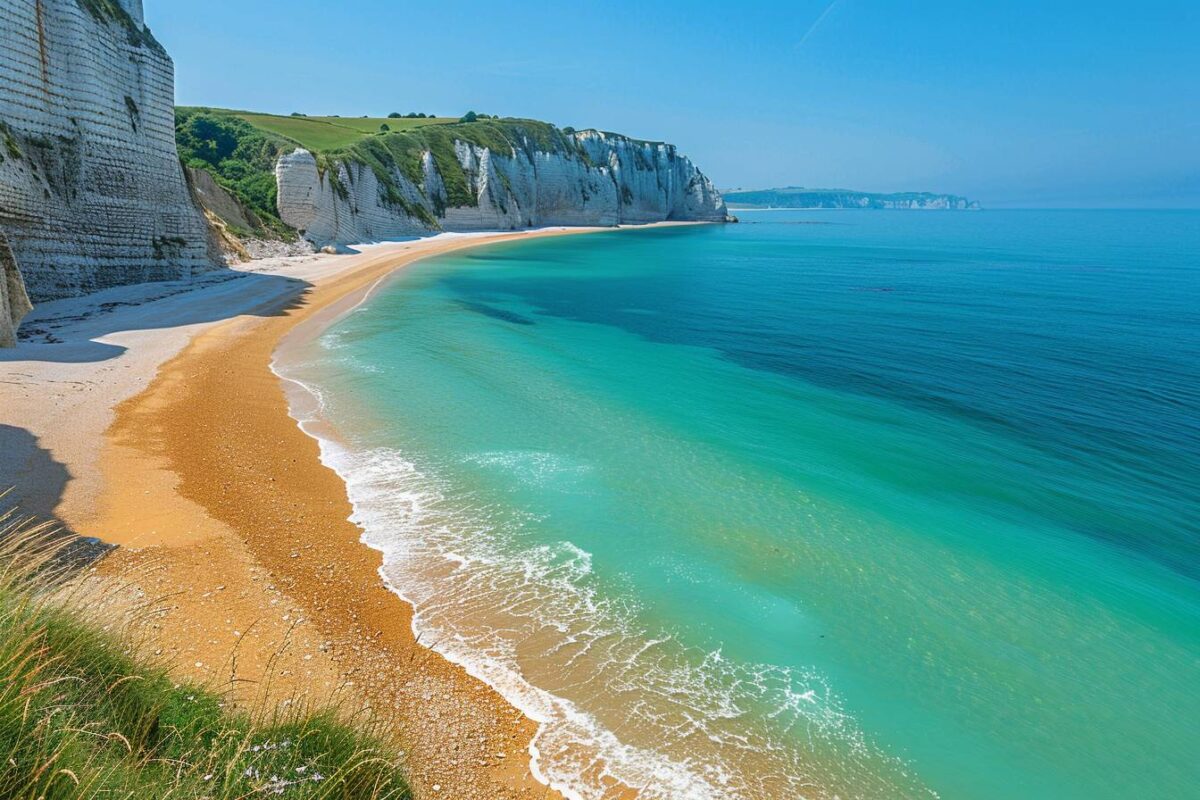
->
xmin=725 ymin=187 xmax=981 ymax=210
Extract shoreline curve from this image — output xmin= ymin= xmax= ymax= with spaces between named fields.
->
xmin=85 ymin=224 xmax=704 ymax=799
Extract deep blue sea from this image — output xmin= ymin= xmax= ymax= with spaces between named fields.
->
xmin=281 ymin=210 xmax=1200 ymax=799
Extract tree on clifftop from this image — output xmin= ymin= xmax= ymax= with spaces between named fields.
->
xmin=176 ymin=113 xmax=238 ymax=165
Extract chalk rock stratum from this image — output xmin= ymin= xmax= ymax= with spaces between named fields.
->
xmin=0 ymin=0 xmax=216 ymax=328
xmin=277 ymin=129 xmax=728 ymax=248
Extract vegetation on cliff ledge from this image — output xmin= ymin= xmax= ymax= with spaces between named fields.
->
xmin=0 ymin=512 xmax=411 ymax=799
xmin=175 ymin=107 xmax=605 ymax=229
xmin=74 ymin=0 xmax=166 ymax=53
xmin=331 ymin=117 xmax=592 ymax=212
xmin=175 ymin=108 xmax=296 ymax=237
xmin=0 ymin=119 xmax=21 ymax=164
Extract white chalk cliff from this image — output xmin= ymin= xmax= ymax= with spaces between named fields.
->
xmin=0 ymin=0 xmax=216 ymax=340
xmin=276 ymin=129 xmax=728 ymax=248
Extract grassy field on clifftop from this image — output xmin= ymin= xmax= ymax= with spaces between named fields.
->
xmin=231 ymin=113 xmax=456 ymax=152
xmin=0 ymin=511 xmax=411 ymax=800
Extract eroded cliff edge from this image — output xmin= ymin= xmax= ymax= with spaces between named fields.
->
xmin=176 ymin=110 xmax=728 ymax=253
xmin=0 ymin=0 xmax=217 ymax=329
xmin=272 ymin=126 xmax=728 ymax=248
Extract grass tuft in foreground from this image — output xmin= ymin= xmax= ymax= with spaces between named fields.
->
xmin=0 ymin=508 xmax=411 ymax=800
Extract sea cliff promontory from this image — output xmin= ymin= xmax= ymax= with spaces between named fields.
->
xmin=178 ymin=109 xmax=728 ymax=251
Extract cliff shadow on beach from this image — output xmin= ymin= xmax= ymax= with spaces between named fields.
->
xmin=0 ymin=425 xmax=69 ymax=523
xmin=0 ymin=425 xmax=109 ymax=570
xmin=0 ymin=269 xmax=312 ymax=365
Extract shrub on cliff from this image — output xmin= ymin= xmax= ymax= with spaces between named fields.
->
xmin=175 ymin=109 xmax=294 ymax=237
xmin=177 ymin=113 xmax=239 ymax=165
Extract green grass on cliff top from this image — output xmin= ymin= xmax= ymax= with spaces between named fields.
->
xmin=229 ymin=112 xmax=456 ymax=152
xmin=176 ymin=107 xmax=650 ymax=224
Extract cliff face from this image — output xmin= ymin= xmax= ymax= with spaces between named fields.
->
xmin=1 ymin=231 xmax=32 ymax=346
xmin=0 ymin=0 xmax=216 ymax=321
xmin=276 ymin=129 xmax=727 ymax=248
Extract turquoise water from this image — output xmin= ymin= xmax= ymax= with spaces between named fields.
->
xmin=283 ymin=211 xmax=1200 ymax=799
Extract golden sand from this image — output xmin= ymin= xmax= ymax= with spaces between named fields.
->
xmin=83 ymin=231 xmax=621 ymax=799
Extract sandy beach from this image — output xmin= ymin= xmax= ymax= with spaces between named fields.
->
xmin=0 ymin=226 xmax=693 ymax=799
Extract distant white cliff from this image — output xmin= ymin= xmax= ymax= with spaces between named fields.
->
xmin=725 ymin=187 xmax=981 ymax=210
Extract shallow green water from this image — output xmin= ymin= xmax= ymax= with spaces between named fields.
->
xmin=283 ymin=211 xmax=1200 ymax=799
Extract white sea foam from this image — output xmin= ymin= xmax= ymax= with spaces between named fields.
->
xmin=273 ymin=358 xmax=932 ymax=800
xmin=464 ymin=450 xmax=594 ymax=489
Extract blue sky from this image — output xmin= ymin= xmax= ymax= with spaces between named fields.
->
xmin=153 ymin=0 xmax=1199 ymax=207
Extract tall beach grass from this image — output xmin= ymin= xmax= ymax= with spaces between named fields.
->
xmin=0 ymin=506 xmax=411 ymax=799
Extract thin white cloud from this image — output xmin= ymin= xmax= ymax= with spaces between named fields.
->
xmin=794 ymin=0 xmax=847 ymax=51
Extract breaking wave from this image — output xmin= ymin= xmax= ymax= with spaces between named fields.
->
xmin=274 ymin=365 xmax=929 ymax=800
